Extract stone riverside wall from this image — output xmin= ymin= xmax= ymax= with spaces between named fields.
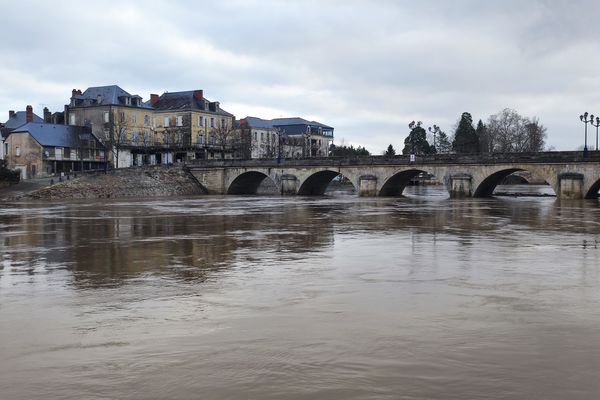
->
xmin=25 ymin=166 xmax=204 ymax=200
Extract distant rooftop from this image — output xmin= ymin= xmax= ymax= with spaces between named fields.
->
xmin=151 ymin=90 xmax=233 ymax=116
xmin=3 ymin=111 xmax=44 ymax=131
xmin=242 ymin=116 xmax=334 ymax=136
xmin=11 ymin=123 xmax=104 ymax=148
xmin=71 ymin=85 xmax=151 ymax=108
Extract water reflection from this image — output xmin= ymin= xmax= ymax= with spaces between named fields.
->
xmin=1 ymin=188 xmax=600 ymax=399
xmin=2 ymin=192 xmax=600 ymax=287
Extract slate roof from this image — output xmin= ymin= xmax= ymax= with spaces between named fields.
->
xmin=11 ymin=123 xmax=104 ymax=148
xmin=3 ymin=111 xmax=44 ymax=130
xmin=73 ymin=85 xmax=151 ymax=108
xmin=151 ymin=91 xmax=234 ymax=116
xmin=242 ymin=116 xmax=334 ymax=135
xmin=272 ymin=117 xmax=333 ymax=130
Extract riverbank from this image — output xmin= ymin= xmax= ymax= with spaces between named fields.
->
xmin=1 ymin=166 xmax=204 ymax=201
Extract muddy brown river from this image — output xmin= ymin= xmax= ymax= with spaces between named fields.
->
xmin=1 ymin=186 xmax=600 ymax=399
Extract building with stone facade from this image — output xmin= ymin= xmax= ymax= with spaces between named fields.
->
xmin=4 ymin=122 xmax=105 ymax=179
xmin=65 ymin=85 xmax=237 ymax=168
xmin=149 ymin=90 xmax=237 ymax=161
xmin=1 ymin=106 xmax=44 ymax=160
xmin=239 ymin=116 xmax=334 ymax=159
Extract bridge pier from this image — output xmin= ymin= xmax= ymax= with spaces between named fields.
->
xmin=358 ymin=175 xmax=377 ymax=197
xmin=280 ymin=174 xmax=298 ymax=195
xmin=558 ymin=173 xmax=583 ymax=200
xmin=449 ymin=174 xmax=473 ymax=198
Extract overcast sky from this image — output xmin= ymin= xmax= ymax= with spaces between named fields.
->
xmin=1 ymin=0 xmax=598 ymax=153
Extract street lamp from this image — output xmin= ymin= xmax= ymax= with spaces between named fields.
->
xmin=580 ymin=112 xmax=593 ymax=157
xmin=428 ymin=125 xmax=440 ymax=151
xmin=591 ymin=116 xmax=600 ymax=151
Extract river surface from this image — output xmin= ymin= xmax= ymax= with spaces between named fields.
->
xmin=1 ymin=185 xmax=600 ymax=399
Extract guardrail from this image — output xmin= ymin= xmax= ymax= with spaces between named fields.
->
xmin=185 ymin=151 xmax=600 ymax=168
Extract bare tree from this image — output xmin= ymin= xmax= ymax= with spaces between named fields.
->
xmin=486 ymin=108 xmax=547 ymax=153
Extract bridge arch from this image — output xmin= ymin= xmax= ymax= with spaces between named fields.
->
xmin=585 ymin=177 xmax=600 ymax=199
xmin=379 ymin=168 xmax=436 ymax=196
xmin=473 ymin=167 xmax=556 ymax=197
xmin=297 ymin=170 xmax=357 ymax=195
xmin=227 ymin=171 xmax=277 ymax=195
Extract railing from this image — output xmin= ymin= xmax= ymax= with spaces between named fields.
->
xmin=185 ymin=151 xmax=600 ymax=168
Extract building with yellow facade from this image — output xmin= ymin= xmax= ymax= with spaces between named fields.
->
xmin=65 ymin=85 xmax=237 ymax=168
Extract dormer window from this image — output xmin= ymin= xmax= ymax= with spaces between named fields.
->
xmin=124 ymin=97 xmax=131 ymax=106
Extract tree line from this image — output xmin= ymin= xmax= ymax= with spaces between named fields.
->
xmin=384 ymin=108 xmax=548 ymax=156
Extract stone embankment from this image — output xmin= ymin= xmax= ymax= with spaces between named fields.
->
xmin=18 ymin=165 xmax=204 ymax=200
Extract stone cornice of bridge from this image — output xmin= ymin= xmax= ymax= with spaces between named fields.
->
xmin=187 ymin=151 xmax=600 ymax=169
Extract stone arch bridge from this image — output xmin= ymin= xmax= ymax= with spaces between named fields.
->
xmin=187 ymin=152 xmax=600 ymax=200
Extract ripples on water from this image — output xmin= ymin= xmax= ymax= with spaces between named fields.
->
xmin=1 ymin=185 xmax=600 ymax=399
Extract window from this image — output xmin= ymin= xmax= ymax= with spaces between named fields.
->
xmin=176 ymin=116 xmax=183 ymax=127
xmin=210 ymin=117 xmax=214 ymax=128
xmin=163 ymin=116 xmax=170 ymax=127
xmin=144 ymin=115 xmax=150 ymax=125
xmin=131 ymin=113 xmax=137 ymax=124
xmin=103 ymin=112 xmax=109 ymax=123
xmin=221 ymin=118 xmax=226 ymax=129
xmin=254 ymin=132 xmax=258 ymax=141
xmin=4 ymin=143 xmax=8 ymax=156
xmin=198 ymin=115 xmax=204 ymax=127
xmin=261 ymin=132 xmax=264 ymax=141
xmin=120 ymin=111 xmax=125 ymax=123
xmin=69 ymin=114 xmax=76 ymax=125
xmin=15 ymin=146 xmax=20 ymax=157
xmin=209 ymin=134 xmax=216 ymax=145
xmin=131 ymin=131 xmax=138 ymax=145
xmin=197 ymin=133 xmax=204 ymax=144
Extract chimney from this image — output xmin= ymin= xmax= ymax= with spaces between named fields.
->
xmin=43 ymin=107 xmax=51 ymax=123
xmin=193 ymin=90 xmax=203 ymax=101
xmin=77 ymin=89 xmax=82 ymax=96
xmin=9 ymin=110 xmax=15 ymax=119
xmin=26 ymin=105 xmax=33 ymax=123
xmin=150 ymin=94 xmax=159 ymax=105
xmin=72 ymin=89 xmax=78 ymax=98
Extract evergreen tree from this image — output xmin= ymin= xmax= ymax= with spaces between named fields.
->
xmin=436 ymin=130 xmax=452 ymax=153
xmin=384 ymin=144 xmax=396 ymax=157
xmin=402 ymin=121 xmax=434 ymax=155
xmin=476 ymin=119 xmax=490 ymax=153
xmin=452 ymin=112 xmax=479 ymax=153
xmin=329 ymin=143 xmax=370 ymax=157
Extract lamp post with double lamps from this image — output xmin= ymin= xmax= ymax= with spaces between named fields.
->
xmin=591 ymin=116 xmax=600 ymax=151
xmin=580 ymin=112 xmax=593 ymax=158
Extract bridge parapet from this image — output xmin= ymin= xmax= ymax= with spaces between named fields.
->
xmin=186 ymin=151 xmax=600 ymax=169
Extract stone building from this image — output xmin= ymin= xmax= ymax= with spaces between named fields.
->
xmin=238 ymin=116 xmax=334 ymax=159
xmin=149 ymin=90 xmax=237 ymax=161
xmin=4 ymin=122 xmax=106 ymax=179
xmin=1 ymin=106 xmax=44 ymax=160
xmin=65 ymin=85 xmax=237 ymax=167
xmin=65 ymin=86 xmax=154 ymax=168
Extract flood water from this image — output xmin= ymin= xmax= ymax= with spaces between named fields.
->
xmin=1 ymin=185 xmax=600 ymax=399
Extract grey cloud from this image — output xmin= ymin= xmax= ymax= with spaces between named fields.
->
xmin=0 ymin=0 xmax=598 ymax=152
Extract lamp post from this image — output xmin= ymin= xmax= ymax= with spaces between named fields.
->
xmin=428 ymin=125 xmax=440 ymax=152
xmin=591 ymin=116 xmax=600 ymax=151
xmin=580 ymin=112 xmax=593 ymax=158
